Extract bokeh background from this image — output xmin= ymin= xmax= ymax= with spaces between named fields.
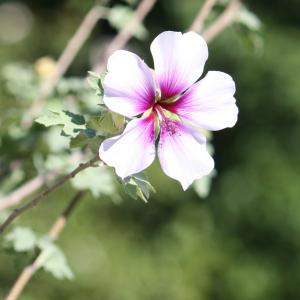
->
xmin=0 ymin=0 xmax=300 ymax=299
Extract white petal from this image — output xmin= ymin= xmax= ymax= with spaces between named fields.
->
xmin=103 ymin=50 xmax=156 ymax=117
xmin=150 ymin=31 xmax=208 ymax=99
xmin=99 ymin=116 xmax=156 ymax=178
xmin=168 ymin=71 xmax=238 ymax=131
xmin=157 ymin=120 xmax=214 ymax=190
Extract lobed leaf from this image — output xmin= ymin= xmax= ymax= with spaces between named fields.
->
xmin=37 ymin=238 xmax=74 ymax=280
xmin=35 ymin=109 xmax=86 ymax=137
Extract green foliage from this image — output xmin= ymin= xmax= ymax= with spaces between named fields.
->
xmin=37 ymin=238 xmax=74 ymax=280
xmin=122 ymin=172 xmax=155 ymax=202
xmin=87 ymin=71 xmax=104 ymax=97
xmin=1 ymin=63 xmax=39 ymax=101
xmin=71 ymin=166 xmax=116 ymax=197
xmin=4 ymin=227 xmax=74 ymax=280
xmin=89 ymin=112 xmax=125 ymax=136
xmin=35 ymin=106 xmax=125 ymax=155
xmin=107 ymin=5 xmax=148 ymax=40
xmin=69 ymin=130 xmax=98 ymax=151
xmin=35 ymin=109 xmax=86 ymax=137
xmin=5 ymin=227 xmax=37 ymax=252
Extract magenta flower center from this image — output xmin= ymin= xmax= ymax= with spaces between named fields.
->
xmin=144 ymin=93 xmax=181 ymax=138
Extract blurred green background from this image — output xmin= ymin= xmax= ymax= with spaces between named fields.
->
xmin=0 ymin=0 xmax=300 ymax=299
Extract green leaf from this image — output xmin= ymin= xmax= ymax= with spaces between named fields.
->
xmin=108 ymin=5 xmax=148 ymax=40
xmin=88 ymin=112 xmax=125 ymax=136
xmin=5 ymin=227 xmax=37 ymax=252
xmin=122 ymin=172 xmax=155 ymax=202
xmin=70 ymin=133 xmax=102 ymax=154
xmin=71 ymin=166 xmax=116 ymax=197
xmin=35 ymin=111 xmax=62 ymax=127
xmin=37 ymin=238 xmax=74 ymax=280
xmin=35 ymin=109 xmax=86 ymax=137
xmin=111 ymin=112 xmax=125 ymax=131
xmin=69 ymin=129 xmax=95 ymax=147
xmin=87 ymin=71 xmax=105 ymax=97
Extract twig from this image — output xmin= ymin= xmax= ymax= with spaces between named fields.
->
xmin=93 ymin=0 xmax=157 ymax=73
xmin=22 ymin=4 xmax=108 ymax=127
xmin=0 ymin=170 xmax=59 ymax=212
xmin=0 ymin=156 xmax=99 ymax=234
xmin=5 ymin=191 xmax=85 ymax=300
xmin=202 ymin=0 xmax=241 ymax=43
xmin=189 ymin=0 xmax=216 ymax=32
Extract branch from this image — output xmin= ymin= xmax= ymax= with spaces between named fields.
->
xmin=0 ymin=170 xmax=59 ymax=212
xmin=93 ymin=0 xmax=157 ymax=73
xmin=5 ymin=191 xmax=85 ymax=300
xmin=189 ymin=0 xmax=216 ymax=32
xmin=0 ymin=156 xmax=99 ymax=234
xmin=202 ymin=0 xmax=241 ymax=43
xmin=22 ymin=4 xmax=108 ymax=127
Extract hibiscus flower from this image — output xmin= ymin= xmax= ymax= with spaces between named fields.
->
xmin=99 ymin=31 xmax=238 ymax=190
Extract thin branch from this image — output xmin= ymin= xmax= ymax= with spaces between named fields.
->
xmin=93 ymin=0 xmax=157 ymax=73
xmin=0 ymin=170 xmax=59 ymax=212
xmin=189 ymin=0 xmax=216 ymax=32
xmin=202 ymin=0 xmax=241 ymax=43
xmin=0 ymin=156 xmax=99 ymax=234
xmin=5 ymin=191 xmax=85 ymax=300
xmin=22 ymin=4 xmax=108 ymax=127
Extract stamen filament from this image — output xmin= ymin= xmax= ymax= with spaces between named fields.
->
xmin=154 ymin=104 xmax=167 ymax=121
